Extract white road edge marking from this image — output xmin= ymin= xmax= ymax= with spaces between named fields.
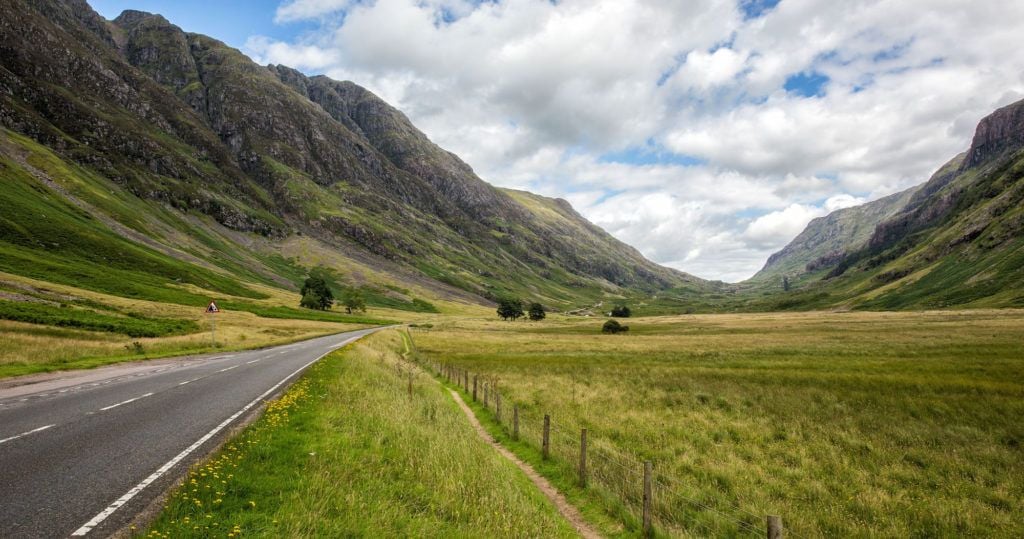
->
xmin=99 ymin=393 xmax=154 ymax=412
xmin=0 ymin=424 xmax=56 ymax=445
xmin=217 ymin=365 xmax=238 ymax=373
xmin=71 ymin=334 xmax=363 ymax=537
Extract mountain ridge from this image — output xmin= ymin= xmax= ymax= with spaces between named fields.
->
xmin=0 ymin=0 xmax=702 ymax=316
xmin=750 ymin=97 xmax=1024 ymax=310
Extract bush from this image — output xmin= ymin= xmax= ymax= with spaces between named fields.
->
xmin=602 ymin=319 xmax=629 ymax=334
xmin=611 ymin=305 xmax=631 ymax=317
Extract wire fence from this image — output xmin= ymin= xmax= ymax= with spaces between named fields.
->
xmin=417 ymin=349 xmax=794 ymax=539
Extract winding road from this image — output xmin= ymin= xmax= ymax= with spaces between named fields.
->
xmin=0 ymin=328 xmax=380 ymax=538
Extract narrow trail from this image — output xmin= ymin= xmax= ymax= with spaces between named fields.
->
xmin=447 ymin=388 xmax=602 ymax=539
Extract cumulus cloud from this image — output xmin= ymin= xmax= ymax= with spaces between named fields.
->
xmin=246 ymin=0 xmax=1024 ymax=281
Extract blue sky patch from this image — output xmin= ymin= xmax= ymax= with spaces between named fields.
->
xmin=738 ymin=0 xmax=781 ymax=20
xmin=784 ymin=71 xmax=830 ymax=97
xmin=599 ymin=145 xmax=706 ymax=167
xmin=91 ymin=0 xmax=314 ymax=49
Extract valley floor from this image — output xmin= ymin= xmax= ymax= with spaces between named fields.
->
xmin=414 ymin=310 xmax=1024 ymax=537
xmin=141 ymin=309 xmax=1022 ymax=538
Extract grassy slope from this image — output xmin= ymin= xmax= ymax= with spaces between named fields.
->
xmin=147 ymin=331 xmax=578 ymax=538
xmin=414 ymin=312 xmax=1024 ymax=537
xmin=0 ymin=127 xmax=480 ymax=378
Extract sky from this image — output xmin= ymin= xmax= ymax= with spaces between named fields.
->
xmin=91 ymin=0 xmax=1024 ymax=282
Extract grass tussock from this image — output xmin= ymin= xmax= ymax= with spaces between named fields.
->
xmin=147 ymin=330 xmax=577 ymax=538
xmin=415 ymin=311 xmax=1024 ymax=537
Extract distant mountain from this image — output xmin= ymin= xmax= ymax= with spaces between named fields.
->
xmin=0 ymin=0 xmax=700 ymax=312
xmin=751 ymin=185 xmax=921 ymax=283
xmin=767 ymin=97 xmax=1024 ymax=309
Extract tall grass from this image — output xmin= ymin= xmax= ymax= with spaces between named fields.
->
xmin=415 ymin=311 xmax=1024 ymax=537
xmin=147 ymin=331 xmax=577 ymax=537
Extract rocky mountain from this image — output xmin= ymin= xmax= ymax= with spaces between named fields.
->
xmin=767 ymin=97 xmax=1024 ymax=309
xmin=0 ymin=0 xmax=701 ymax=312
xmin=751 ymin=185 xmax=920 ymax=284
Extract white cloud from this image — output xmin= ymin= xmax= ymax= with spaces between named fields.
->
xmin=247 ymin=0 xmax=1024 ymax=282
xmin=744 ymin=204 xmax=825 ymax=249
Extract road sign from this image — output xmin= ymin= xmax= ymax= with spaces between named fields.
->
xmin=206 ymin=301 xmax=219 ymax=348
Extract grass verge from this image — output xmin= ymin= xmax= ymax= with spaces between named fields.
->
xmin=146 ymin=330 xmax=578 ymax=538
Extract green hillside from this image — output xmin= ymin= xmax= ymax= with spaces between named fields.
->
xmin=748 ymin=98 xmax=1024 ymax=310
xmin=0 ymin=0 xmax=701 ymax=330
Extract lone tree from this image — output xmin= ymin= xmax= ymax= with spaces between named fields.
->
xmin=782 ymin=275 xmax=791 ymax=291
xmin=497 ymin=297 xmax=525 ymax=321
xmin=300 ymin=276 xmax=334 ymax=310
xmin=528 ymin=302 xmax=546 ymax=321
xmin=610 ymin=305 xmax=632 ymax=317
xmin=602 ymin=319 xmax=629 ymax=334
xmin=341 ymin=286 xmax=367 ymax=314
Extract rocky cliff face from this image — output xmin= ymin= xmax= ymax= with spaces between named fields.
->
xmin=804 ymin=96 xmax=1024 ymax=309
xmin=751 ymin=186 xmax=919 ymax=282
xmin=961 ymin=98 xmax=1024 ymax=170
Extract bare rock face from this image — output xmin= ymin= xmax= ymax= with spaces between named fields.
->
xmin=115 ymin=11 xmax=207 ymax=113
xmin=962 ymin=98 xmax=1024 ymax=170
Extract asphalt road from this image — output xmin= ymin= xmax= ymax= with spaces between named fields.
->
xmin=0 ymin=327 xmax=381 ymax=538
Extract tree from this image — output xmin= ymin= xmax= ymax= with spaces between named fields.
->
xmin=341 ymin=286 xmax=367 ymax=314
xmin=610 ymin=305 xmax=631 ymax=317
xmin=300 ymin=276 xmax=334 ymax=310
xmin=528 ymin=302 xmax=546 ymax=321
xmin=300 ymin=290 xmax=321 ymax=310
xmin=602 ymin=319 xmax=629 ymax=334
xmin=496 ymin=297 xmax=525 ymax=321
xmin=782 ymin=275 xmax=791 ymax=292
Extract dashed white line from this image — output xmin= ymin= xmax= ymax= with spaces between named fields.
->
xmin=247 ymin=359 xmax=261 ymax=364
xmin=99 ymin=393 xmax=154 ymax=412
xmin=217 ymin=365 xmax=238 ymax=373
xmin=0 ymin=424 xmax=55 ymax=445
xmin=178 ymin=378 xmax=200 ymax=386
xmin=70 ymin=334 xmax=363 ymax=537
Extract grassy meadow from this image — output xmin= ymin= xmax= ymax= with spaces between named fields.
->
xmin=413 ymin=310 xmax=1024 ymax=537
xmin=0 ymin=270 xmax=405 ymax=378
xmin=146 ymin=330 xmax=577 ymax=538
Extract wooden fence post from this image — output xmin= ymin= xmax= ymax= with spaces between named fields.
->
xmin=484 ymin=383 xmax=489 ymax=407
xmin=407 ymin=372 xmax=413 ymax=399
xmin=513 ymin=405 xmax=519 ymax=440
xmin=767 ymin=516 xmax=783 ymax=539
xmin=542 ymin=414 xmax=551 ymax=460
xmin=579 ymin=428 xmax=587 ymax=487
xmin=464 ymin=371 xmax=469 ymax=392
xmin=643 ymin=461 xmax=652 ymax=537
xmin=473 ymin=376 xmax=478 ymax=401
xmin=496 ymin=392 xmax=502 ymax=422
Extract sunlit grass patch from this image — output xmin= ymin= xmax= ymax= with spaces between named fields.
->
xmin=147 ymin=330 xmax=577 ymax=537
xmin=415 ymin=310 xmax=1024 ymax=537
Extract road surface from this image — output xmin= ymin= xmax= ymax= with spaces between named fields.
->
xmin=0 ymin=328 xmax=380 ymax=538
